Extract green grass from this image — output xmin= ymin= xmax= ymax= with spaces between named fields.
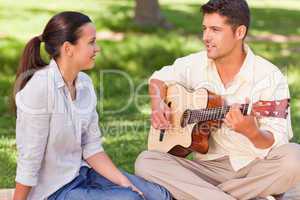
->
xmin=0 ymin=0 xmax=300 ymax=188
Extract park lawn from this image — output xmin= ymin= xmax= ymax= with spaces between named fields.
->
xmin=0 ymin=0 xmax=300 ymax=188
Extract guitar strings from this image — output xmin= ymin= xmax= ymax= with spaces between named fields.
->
xmin=187 ymin=104 xmax=249 ymax=124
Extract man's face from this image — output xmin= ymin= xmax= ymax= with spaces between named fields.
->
xmin=202 ymin=13 xmax=239 ymax=60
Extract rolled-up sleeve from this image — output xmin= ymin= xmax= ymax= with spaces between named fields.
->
xmin=82 ymin=108 xmax=104 ymax=159
xmin=253 ymin=69 xmax=292 ymax=154
xmin=15 ymin=73 xmax=51 ymax=186
xmin=81 ymin=80 xmax=104 ymax=160
xmin=15 ymin=111 xmax=50 ymax=186
xmin=259 ymin=115 xmax=291 ymax=147
xmin=149 ymin=57 xmax=191 ymax=87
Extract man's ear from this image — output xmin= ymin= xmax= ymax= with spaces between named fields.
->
xmin=235 ymin=25 xmax=247 ymax=40
xmin=61 ymin=41 xmax=74 ymax=57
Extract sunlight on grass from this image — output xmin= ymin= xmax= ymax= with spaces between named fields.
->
xmin=160 ymin=0 xmax=300 ymax=10
xmin=0 ymin=0 xmax=300 ymax=188
xmin=0 ymin=138 xmax=17 ymax=187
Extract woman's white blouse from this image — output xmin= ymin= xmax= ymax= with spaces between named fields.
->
xmin=15 ymin=59 xmax=103 ymax=200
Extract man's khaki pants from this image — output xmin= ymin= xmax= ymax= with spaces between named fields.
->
xmin=135 ymin=143 xmax=300 ymax=200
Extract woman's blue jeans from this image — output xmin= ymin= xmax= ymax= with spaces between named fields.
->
xmin=48 ymin=166 xmax=172 ymax=200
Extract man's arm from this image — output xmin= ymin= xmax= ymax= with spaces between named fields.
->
xmin=247 ymin=128 xmax=275 ymax=149
xmin=149 ymin=79 xmax=167 ymax=109
xmin=149 ymin=79 xmax=172 ymax=130
xmin=148 ymin=53 xmax=202 ymax=129
xmin=224 ymin=106 xmax=275 ymax=149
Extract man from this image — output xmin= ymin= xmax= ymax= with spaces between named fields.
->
xmin=135 ymin=0 xmax=300 ymax=200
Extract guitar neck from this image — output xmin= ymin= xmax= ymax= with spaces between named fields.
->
xmin=186 ymin=104 xmax=249 ymax=125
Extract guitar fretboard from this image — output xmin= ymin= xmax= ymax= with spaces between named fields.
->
xmin=186 ymin=104 xmax=249 ymax=124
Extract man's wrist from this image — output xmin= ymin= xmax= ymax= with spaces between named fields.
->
xmin=151 ymin=98 xmax=165 ymax=110
xmin=245 ymin=127 xmax=261 ymax=142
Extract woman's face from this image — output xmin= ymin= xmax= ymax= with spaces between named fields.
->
xmin=72 ymin=23 xmax=100 ymax=70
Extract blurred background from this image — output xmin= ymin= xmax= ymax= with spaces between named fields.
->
xmin=0 ymin=0 xmax=300 ymax=189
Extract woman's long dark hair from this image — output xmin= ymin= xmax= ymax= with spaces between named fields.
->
xmin=12 ymin=11 xmax=92 ymax=111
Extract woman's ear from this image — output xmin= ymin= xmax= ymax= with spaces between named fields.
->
xmin=61 ymin=41 xmax=74 ymax=57
xmin=235 ymin=25 xmax=247 ymax=40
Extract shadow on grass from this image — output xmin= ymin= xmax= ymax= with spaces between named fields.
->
xmin=93 ymin=3 xmax=300 ymax=36
xmin=0 ymin=149 xmax=16 ymax=188
xmin=103 ymin=132 xmax=147 ymax=173
xmin=0 ymin=2 xmax=300 ymax=187
xmin=0 ymin=37 xmax=23 ymax=76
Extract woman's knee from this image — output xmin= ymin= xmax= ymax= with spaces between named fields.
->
xmin=123 ymin=171 xmax=172 ymax=200
xmin=112 ymin=189 xmax=144 ymax=200
xmin=65 ymin=188 xmax=143 ymax=200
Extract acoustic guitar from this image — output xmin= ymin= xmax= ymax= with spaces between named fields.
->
xmin=147 ymin=83 xmax=289 ymax=157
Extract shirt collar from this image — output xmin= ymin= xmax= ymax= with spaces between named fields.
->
xmin=206 ymin=44 xmax=255 ymax=83
xmin=235 ymin=44 xmax=255 ymax=82
xmin=49 ymin=59 xmax=81 ymax=89
xmin=49 ymin=59 xmax=65 ymax=88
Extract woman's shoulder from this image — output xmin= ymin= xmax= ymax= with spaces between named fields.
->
xmin=15 ymin=64 xmax=53 ymax=114
xmin=77 ymin=71 xmax=95 ymax=91
xmin=77 ymin=71 xmax=93 ymax=83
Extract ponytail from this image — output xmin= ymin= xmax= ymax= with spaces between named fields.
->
xmin=12 ymin=35 xmax=47 ymax=111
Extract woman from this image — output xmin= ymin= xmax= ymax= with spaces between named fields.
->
xmin=13 ymin=11 xmax=171 ymax=200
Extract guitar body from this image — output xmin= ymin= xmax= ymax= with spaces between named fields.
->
xmin=147 ymin=84 xmax=224 ymax=157
xmin=148 ymin=83 xmax=289 ymax=158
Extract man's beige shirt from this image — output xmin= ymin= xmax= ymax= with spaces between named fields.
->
xmin=150 ymin=45 xmax=293 ymax=171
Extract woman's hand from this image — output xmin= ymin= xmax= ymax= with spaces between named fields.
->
xmin=86 ymin=152 xmax=145 ymax=198
xmin=119 ymin=175 xmax=144 ymax=198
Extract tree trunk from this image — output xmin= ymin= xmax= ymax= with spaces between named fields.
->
xmin=134 ymin=0 xmax=172 ymax=29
